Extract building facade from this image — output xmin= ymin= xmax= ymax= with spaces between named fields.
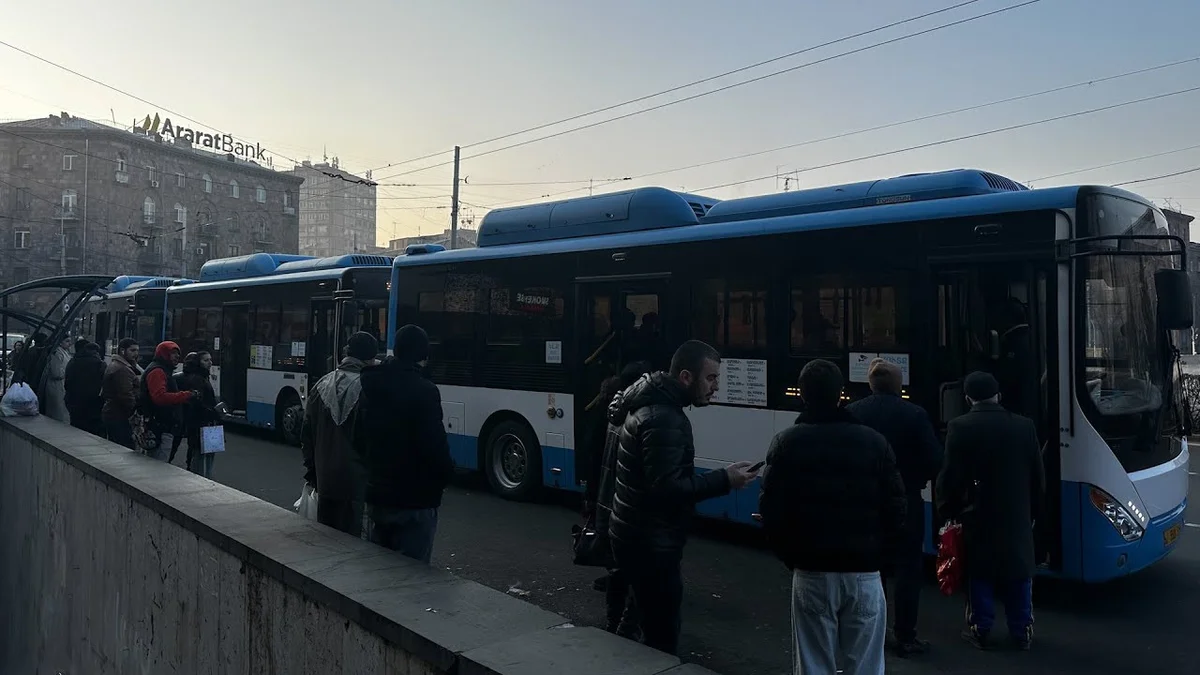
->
xmin=0 ymin=113 xmax=303 ymax=290
xmin=386 ymin=227 xmax=478 ymax=253
xmin=290 ymin=160 xmax=377 ymax=257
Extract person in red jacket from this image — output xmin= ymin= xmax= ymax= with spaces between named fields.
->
xmin=138 ymin=341 xmax=196 ymax=460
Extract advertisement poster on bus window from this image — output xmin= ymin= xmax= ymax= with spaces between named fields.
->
xmin=849 ymin=352 xmax=910 ymax=386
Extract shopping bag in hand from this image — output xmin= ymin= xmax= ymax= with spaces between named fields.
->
xmin=294 ymin=483 xmax=319 ymax=521
xmin=200 ymin=425 xmax=226 ymax=454
xmin=0 ymin=382 xmax=39 ymax=417
xmin=936 ymin=521 xmax=965 ymax=596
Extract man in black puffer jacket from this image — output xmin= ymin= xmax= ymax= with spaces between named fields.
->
xmin=609 ymin=340 xmax=759 ymax=656
xmin=760 ymin=359 xmax=906 ymax=675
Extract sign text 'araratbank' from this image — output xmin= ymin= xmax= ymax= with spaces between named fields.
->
xmin=139 ymin=113 xmax=267 ymax=163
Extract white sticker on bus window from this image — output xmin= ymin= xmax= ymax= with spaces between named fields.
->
xmin=878 ymin=353 xmax=910 ymax=386
xmin=711 ymin=358 xmax=768 ymax=407
xmin=545 ymin=340 xmax=562 ymax=364
xmin=292 ymin=341 xmax=306 ymax=357
xmin=213 ymin=337 xmax=221 ymax=351
xmin=849 ymin=352 xmax=877 ymax=383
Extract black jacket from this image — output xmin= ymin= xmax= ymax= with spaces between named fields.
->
xmin=609 ymin=373 xmax=731 ymax=559
xmin=759 ymin=408 xmax=907 ymax=573
xmin=175 ymin=364 xmax=219 ymax=435
xmin=846 ymin=393 xmax=942 ymax=497
xmin=64 ymin=348 xmax=106 ymax=424
xmin=359 ymin=358 xmax=454 ymax=509
xmin=936 ymin=401 xmax=1045 ymax=579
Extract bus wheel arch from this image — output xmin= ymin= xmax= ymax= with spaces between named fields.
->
xmin=276 ymin=387 xmax=304 ymax=447
xmin=479 ymin=412 xmax=542 ymax=501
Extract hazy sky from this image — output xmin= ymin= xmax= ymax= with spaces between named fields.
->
xmin=4 ymin=0 xmax=1200 ymax=245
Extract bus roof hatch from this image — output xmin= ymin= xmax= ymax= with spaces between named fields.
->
xmin=476 ymin=187 xmax=720 ymax=248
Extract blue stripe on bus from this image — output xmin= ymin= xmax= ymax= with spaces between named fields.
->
xmin=246 ymin=401 xmax=275 ymax=428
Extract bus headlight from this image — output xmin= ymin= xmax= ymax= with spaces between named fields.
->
xmin=1089 ymin=486 xmax=1145 ymax=542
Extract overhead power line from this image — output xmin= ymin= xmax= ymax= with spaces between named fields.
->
xmin=0 ymin=39 xmax=306 ymax=167
xmin=1028 ymin=143 xmax=1200 ymax=184
xmin=1113 ymin=166 xmax=1200 ymax=188
xmin=694 ymin=84 xmax=1200 ymax=193
xmin=366 ymin=0 xmax=1043 ymax=184
xmin=355 ymin=0 xmax=991 ymax=175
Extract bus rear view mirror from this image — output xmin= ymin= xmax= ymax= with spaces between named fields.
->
xmin=1154 ymin=268 xmax=1193 ymax=330
xmin=989 ymin=329 xmax=1000 ymax=360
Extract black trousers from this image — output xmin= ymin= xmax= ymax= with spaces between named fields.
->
xmin=605 ymin=568 xmax=640 ymax=636
xmin=317 ymin=497 xmax=363 ymax=538
xmin=882 ymin=493 xmax=927 ymax=643
xmin=619 ymin=553 xmax=683 ymax=656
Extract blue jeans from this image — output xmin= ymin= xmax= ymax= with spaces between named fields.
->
xmin=370 ymin=507 xmax=438 ymax=564
xmin=791 ymin=570 xmax=887 ymax=675
xmin=146 ymin=432 xmax=173 ymax=461
xmin=966 ymin=578 xmax=1033 ymax=639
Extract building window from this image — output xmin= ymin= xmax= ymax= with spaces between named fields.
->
xmin=62 ymin=189 xmax=77 ymax=211
xmin=14 ymin=230 xmax=30 ymax=249
xmin=143 ymin=197 xmax=156 ymax=224
xmin=230 ymin=180 xmax=239 ymax=199
xmin=228 ymin=245 xmax=240 ymax=256
xmin=147 ymin=166 xmax=158 ymax=185
xmin=176 ymin=172 xmax=185 ymax=188
xmin=283 ymin=192 xmax=291 ymax=208
xmin=14 ymin=187 xmax=31 ymax=212
xmin=174 ymin=203 xmax=186 ymax=224
xmin=62 ymin=154 xmax=76 ymax=171
xmin=203 ymin=174 xmax=212 ymax=193
xmin=256 ymin=185 xmax=266 ymax=203
xmin=116 ymin=153 xmax=127 ymax=173
xmin=14 ymin=147 xmax=31 ymax=169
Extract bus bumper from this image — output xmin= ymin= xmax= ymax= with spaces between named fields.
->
xmin=1077 ymin=490 xmax=1187 ymax=583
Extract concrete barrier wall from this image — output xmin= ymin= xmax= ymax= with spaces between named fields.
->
xmin=0 ymin=416 xmax=716 ymax=675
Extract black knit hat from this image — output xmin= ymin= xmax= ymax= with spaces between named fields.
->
xmin=346 ymin=331 xmax=378 ymax=361
xmin=964 ymin=371 xmax=1000 ymax=401
xmin=394 ymin=324 xmax=430 ymax=363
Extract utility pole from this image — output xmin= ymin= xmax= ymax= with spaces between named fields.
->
xmin=450 ymin=145 xmax=461 ymax=250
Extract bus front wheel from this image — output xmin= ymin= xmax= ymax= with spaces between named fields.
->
xmin=278 ymin=393 xmax=304 ymax=447
xmin=484 ymin=420 xmax=542 ymax=501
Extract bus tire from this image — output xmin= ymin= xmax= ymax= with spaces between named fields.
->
xmin=484 ymin=420 xmax=542 ymax=501
xmin=278 ymin=392 xmax=304 ymax=447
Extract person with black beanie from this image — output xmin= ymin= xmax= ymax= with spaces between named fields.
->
xmin=359 ymin=324 xmax=454 ymax=563
xmin=64 ymin=340 xmax=106 ymax=436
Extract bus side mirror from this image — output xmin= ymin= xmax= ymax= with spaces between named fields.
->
xmin=989 ymin=329 xmax=1000 ymax=360
xmin=1154 ymin=269 xmax=1193 ymax=330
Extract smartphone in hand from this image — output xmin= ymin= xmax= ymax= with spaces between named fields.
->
xmin=749 ymin=460 xmax=766 ymax=472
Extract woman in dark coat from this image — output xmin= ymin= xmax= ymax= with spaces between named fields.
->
xmin=64 ymin=340 xmax=106 ymax=436
xmin=175 ymin=351 xmax=220 ymax=478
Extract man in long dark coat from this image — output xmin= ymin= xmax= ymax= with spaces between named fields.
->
xmin=936 ymin=371 xmax=1045 ymax=651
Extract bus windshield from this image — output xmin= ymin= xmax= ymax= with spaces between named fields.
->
xmin=1083 ymin=256 xmax=1164 ymax=416
xmin=1078 ymin=193 xmax=1182 ymax=471
xmin=343 ymin=299 xmax=388 ymax=355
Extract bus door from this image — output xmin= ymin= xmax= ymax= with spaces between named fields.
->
xmin=572 ymin=276 xmax=670 ymax=491
xmin=221 ymin=303 xmax=251 ymax=414
xmin=929 ymin=261 xmax=1061 ymax=569
xmin=308 ymin=298 xmax=337 ymax=382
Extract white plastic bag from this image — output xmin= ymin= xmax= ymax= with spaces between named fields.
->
xmin=0 ymin=382 xmax=40 ymax=417
xmin=200 ymin=425 xmax=226 ymax=454
xmin=294 ymin=483 xmax=319 ymax=521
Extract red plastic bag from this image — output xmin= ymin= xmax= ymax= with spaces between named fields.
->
xmin=936 ymin=521 xmax=965 ymax=596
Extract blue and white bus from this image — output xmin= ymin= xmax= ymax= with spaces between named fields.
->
xmin=165 ymin=252 xmax=392 ymax=444
xmin=386 ymin=169 xmax=1192 ymax=583
xmin=86 ymin=275 xmax=194 ymax=367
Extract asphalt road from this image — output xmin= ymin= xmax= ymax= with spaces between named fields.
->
xmin=200 ymin=429 xmax=1200 ymax=675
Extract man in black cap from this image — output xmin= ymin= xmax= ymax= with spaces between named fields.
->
xmin=359 ymin=324 xmax=454 ymax=563
xmin=936 ymin=371 xmax=1044 ymax=651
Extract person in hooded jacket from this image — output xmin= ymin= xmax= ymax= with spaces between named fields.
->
xmin=582 ymin=360 xmax=652 ymax=641
xmin=360 ymin=325 xmax=454 ymax=563
xmin=65 ymin=340 xmax=106 ymax=436
xmin=102 ymin=339 xmax=141 ymax=448
xmin=609 ymin=340 xmax=760 ymax=656
xmin=301 ymin=332 xmax=378 ymax=538
xmin=138 ymin=341 xmax=197 ymax=460
xmin=176 ymin=351 xmax=220 ymax=477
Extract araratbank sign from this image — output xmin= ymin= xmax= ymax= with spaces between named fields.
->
xmin=139 ymin=113 xmax=268 ymax=164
